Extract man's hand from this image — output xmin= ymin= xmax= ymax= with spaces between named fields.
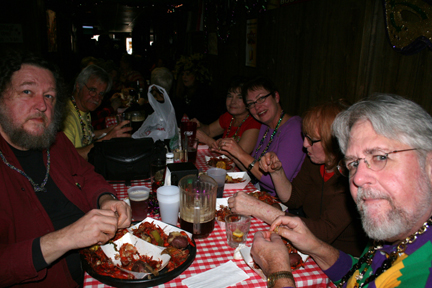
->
xmin=40 ymin=209 xmax=121 ymax=265
xmin=99 ymin=197 xmax=132 ymax=228
xmin=270 ymin=216 xmax=339 ymax=270
xmin=251 ymin=231 xmax=291 ymax=276
xmin=102 ymin=121 xmax=132 ymax=140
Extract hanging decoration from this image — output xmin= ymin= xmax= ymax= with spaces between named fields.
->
xmin=202 ymin=0 xmax=268 ymax=48
xmin=383 ymin=0 xmax=432 ymax=55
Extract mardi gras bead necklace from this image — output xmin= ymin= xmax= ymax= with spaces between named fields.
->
xmin=253 ymin=110 xmax=285 ymax=160
xmin=224 ymin=114 xmax=249 ymax=142
xmin=71 ymin=96 xmax=93 ymax=146
xmin=0 ymin=149 xmax=50 ymax=192
xmin=337 ymin=216 xmax=432 ymax=288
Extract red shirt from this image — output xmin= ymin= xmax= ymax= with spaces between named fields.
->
xmin=219 ymin=112 xmax=261 ymax=141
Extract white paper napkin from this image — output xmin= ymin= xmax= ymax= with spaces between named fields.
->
xmin=182 ymin=261 xmax=249 ymax=288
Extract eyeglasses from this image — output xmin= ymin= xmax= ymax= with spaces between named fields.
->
xmin=246 ymin=92 xmax=273 ymax=109
xmin=304 ymin=135 xmax=321 ymax=146
xmin=84 ymin=83 xmax=104 ymax=98
xmin=337 ymin=148 xmax=417 ymax=178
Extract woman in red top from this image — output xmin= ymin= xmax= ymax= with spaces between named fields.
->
xmin=191 ymin=77 xmax=261 ymax=154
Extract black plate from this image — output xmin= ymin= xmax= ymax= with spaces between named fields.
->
xmin=81 ymin=238 xmax=196 ymax=287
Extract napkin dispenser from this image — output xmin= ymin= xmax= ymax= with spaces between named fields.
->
xmin=164 ymin=162 xmax=198 ymax=186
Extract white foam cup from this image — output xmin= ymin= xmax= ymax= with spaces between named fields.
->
xmin=157 ymin=185 xmax=180 ymax=225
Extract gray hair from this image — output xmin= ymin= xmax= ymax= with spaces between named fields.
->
xmin=151 ymin=67 xmax=173 ymax=93
xmin=332 ymin=94 xmax=432 ymax=157
xmin=74 ymin=64 xmax=112 ymax=93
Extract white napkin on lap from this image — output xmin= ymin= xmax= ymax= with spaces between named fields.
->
xmin=182 ymin=261 xmax=249 ymax=288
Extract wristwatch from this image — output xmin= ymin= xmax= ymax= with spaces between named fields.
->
xmin=247 ymin=159 xmax=257 ymax=171
xmin=267 ymin=271 xmax=294 ymax=288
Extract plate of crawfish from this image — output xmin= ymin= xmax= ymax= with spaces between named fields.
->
xmin=80 ymin=218 xmax=196 ymax=288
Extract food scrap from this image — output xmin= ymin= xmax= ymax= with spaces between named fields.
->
xmin=215 ymin=205 xmax=232 ymax=222
xmin=207 ymin=157 xmax=234 ymax=170
xmin=225 ymin=174 xmax=246 ymax=183
xmin=249 ymin=191 xmax=281 ymax=209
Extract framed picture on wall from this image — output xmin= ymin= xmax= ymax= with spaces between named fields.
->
xmin=246 ymin=19 xmax=257 ymax=67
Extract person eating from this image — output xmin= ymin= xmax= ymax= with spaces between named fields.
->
xmin=228 ymin=100 xmax=367 ymax=256
xmin=251 ymin=94 xmax=432 ymax=288
xmin=191 ymin=76 xmax=261 ymax=154
xmin=211 ymin=76 xmax=305 ymax=196
xmin=0 ymin=51 xmax=132 ymax=287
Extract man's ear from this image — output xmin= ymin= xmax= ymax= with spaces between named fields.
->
xmin=425 ymin=152 xmax=432 ymax=182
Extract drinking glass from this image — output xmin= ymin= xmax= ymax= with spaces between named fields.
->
xmin=225 ymin=214 xmax=251 ymax=248
xmin=127 ymin=186 xmax=150 ymax=221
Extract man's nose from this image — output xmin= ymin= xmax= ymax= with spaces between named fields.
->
xmin=34 ymin=93 xmax=48 ymax=112
xmin=351 ymin=160 xmax=375 ymax=188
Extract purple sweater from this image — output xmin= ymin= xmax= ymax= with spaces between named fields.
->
xmin=251 ymin=115 xmax=305 ymax=196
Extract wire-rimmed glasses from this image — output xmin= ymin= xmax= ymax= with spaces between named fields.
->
xmin=84 ymin=83 xmax=105 ymax=98
xmin=337 ymin=148 xmax=417 ymax=177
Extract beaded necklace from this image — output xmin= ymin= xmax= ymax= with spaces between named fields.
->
xmin=0 ymin=149 xmax=50 ymax=192
xmin=337 ymin=216 xmax=432 ymax=288
xmin=71 ymin=96 xmax=93 ymax=146
xmin=224 ymin=114 xmax=249 ymax=142
xmin=253 ymin=110 xmax=285 ymax=160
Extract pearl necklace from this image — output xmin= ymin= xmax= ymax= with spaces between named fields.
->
xmin=253 ymin=110 xmax=285 ymax=160
xmin=224 ymin=114 xmax=249 ymax=142
xmin=71 ymin=96 xmax=93 ymax=146
xmin=337 ymin=216 xmax=432 ymax=288
xmin=0 ymin=148 xmax=50 ymax=192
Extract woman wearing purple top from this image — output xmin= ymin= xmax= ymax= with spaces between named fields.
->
xmin=211 ymin=76 xmax=305 ymax=196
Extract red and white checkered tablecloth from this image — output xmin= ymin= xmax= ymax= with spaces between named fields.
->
xmin=83 ymin=149 xmax=336 ymax=288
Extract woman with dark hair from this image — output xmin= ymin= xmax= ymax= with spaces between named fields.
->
xmin=228 ymin=100 xmax=368 ymax=256
xmin=212 ymin=76 xmax=305 ymax=195
xmin=172 ymin=54 xmax=221 ymax=124
xmin=191 ymin=76 xmax=261 ymax=154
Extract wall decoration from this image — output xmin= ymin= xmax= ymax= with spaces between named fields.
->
xmin=384 ymin=0 xmax=432 ymax=55
xmin=46 ymin=9 xmax=57 ymax=52
xmin=246 ymin=19 xmax=257 ymax=67
xmin=0 ymin=24 xmax=23 ymax=43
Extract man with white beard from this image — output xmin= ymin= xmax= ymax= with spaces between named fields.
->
xmin=250 ymin=94 xmax=432 ymax=288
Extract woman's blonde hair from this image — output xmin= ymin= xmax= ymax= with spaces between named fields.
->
xmin=302 ymin=99 xmax=350 ymax=170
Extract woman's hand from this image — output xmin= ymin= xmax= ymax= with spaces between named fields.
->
xmin=195 ymin=129 xmax=215 ymax=147
xmin=228 ymin=191 xmax=262 ymax=216
xmin=211 ymin=138 xmax=244 ymax=159
xmin=190 ymin=118 xmax=201 ymax=128
xmin=259 ymin=152 xmax=283 ymax=174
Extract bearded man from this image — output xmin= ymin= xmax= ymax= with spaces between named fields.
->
xmin=250 ymin=94 xmax=432 ymax=288
xmin=0 ymin=51 xmax=131 ymax=288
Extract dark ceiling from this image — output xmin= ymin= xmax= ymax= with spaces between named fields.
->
xmin=47 ymin=0 xmax=196 ymax=34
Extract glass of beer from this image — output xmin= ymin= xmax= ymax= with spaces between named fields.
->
xmin=127 ymin=186 xmax=150 ymax=221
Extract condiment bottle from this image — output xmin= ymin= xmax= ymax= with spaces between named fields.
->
xmin=166 ymin=152 xmax=174 ymax=164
